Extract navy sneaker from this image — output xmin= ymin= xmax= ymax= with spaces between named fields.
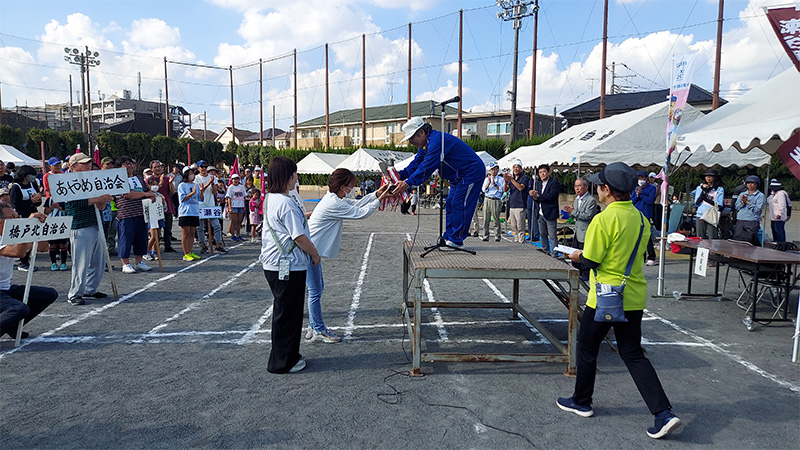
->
xmin=556 ymin=397 xmax=594 ymax=417
xmin=647 ymin=410 xmax=682 ymax=439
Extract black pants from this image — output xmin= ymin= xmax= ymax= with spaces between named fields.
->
xmin=573 ymin=308 xmax=671 ymax=415
xmin=0 ymin=285 xmax=58 ymax=336
xmin=264 ymin=269 xmax=306 ymax=374
xmin=163 ymin=213 xmax=174 ymax=249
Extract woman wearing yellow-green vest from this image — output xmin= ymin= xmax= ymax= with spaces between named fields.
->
xmin=556 ymin=162 xmax=681 ymax=439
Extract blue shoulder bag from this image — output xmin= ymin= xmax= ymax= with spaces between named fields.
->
xmin=593 ymin=213 xmax=645 ymax=323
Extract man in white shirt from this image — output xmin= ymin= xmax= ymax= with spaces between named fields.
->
xmin=563 ymin=178 xmax=597 ymax=279
xmin=194 ymin=160 xmax=226 ymax=254
xmin=481 ymin=162 xmax=505 ymax=242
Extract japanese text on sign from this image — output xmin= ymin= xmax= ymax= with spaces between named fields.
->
xmin=199 ymin=207 xmax=222 ymax=219
xmin=142 ymin=197 xmax=166 ymax=229
xmin=48 ymin=168 xmax=130 ymax=203
xmin=1 ymin=217 xmax=73 ymax=245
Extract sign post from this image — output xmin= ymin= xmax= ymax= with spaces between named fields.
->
xmin=50 ymin=168 xmax=130 ymax=302
xmin=1 ymin=216 xmax=73 ymax=347
xmin=200 ymin=207 xmax=222 ymax=255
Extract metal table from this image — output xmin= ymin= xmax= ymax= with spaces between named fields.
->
xmin=402 ymin=241 xmax=579 ymax=376
xmin=674 ymin=239 xmax=798 ymax=330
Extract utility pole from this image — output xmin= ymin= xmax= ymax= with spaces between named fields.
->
xmin=497 ymin=0 xmax=537 ymax=142
xmin=712 ymin=0 xmax=724 ymax=110
xmin=64 ymin=46 xmax=99 ymax=136
xmin=68 ymin=75 xmax=74 ymax=131
xmin=600 ymin=0 xmax=608 ymax=118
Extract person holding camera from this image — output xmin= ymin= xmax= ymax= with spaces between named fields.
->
xmin=691 ymin=168 xmax=724 ymax=239
xmin=557 ymin=162 xmax=680 ymax=439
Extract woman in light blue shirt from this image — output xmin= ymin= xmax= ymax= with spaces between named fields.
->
xmin=177 ymin=166 xmax=201 ymax=261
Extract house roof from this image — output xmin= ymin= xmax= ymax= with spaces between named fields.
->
xmin=561 ymin=84 xmax=724 ymax=120
xmin=240 ymin=128 xmax=286 ymax=142
xmin=181 ymin=128 xmax=219 ymax=141
xmin=217 ymin=127 xmax=256 ymax=142
xmin=297 ymin=101 xmax=458 ymax=128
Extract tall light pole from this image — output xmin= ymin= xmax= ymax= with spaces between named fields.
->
xmin=497 ymin=0 xmax=537 ymax=142
xmin=64 ymin=47 xmax=100 ymax=137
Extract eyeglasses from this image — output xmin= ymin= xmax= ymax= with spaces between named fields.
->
xmin=200 ymin=165 xmax=208 ymax=168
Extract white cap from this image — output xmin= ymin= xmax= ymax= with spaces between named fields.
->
xmin=512 ymin=159 xmax=522 ymax=168
xmin=401 ymin=117 xmax=425 ymax=143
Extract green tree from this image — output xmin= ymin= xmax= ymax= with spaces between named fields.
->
xmin=0 ymin=124 xmax=24 ymax=149
xmin=60 ymin=131 xmax=87 ymax=157
xmin=466 ymin=138 xmax=507 ymax=160
xmin=124 ymin=133 xmax=153 ymax=165
xmin=96 ymin=131 xmax=127 ymax=161
xmin=25 ymin=128 xmax=61 ymax=160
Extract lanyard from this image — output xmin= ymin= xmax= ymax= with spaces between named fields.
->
xmin=264 ymin=193 xmax=306 ymax=256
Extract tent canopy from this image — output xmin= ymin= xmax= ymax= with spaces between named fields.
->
xmin=0 ymin=144 xmax=43 ymax=168
xmin=296 ymin=152 xmax=349 ymax=174
xmin=499 ymin=102 xmax=771 ymax=170
xmin=335 ymin=148 xmax=414 ymax=174
xmin=677 ymin=68 xmax=800 ymax=154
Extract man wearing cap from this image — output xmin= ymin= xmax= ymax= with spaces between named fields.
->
xmin=0 ymin=161 xmax=12 ymax=191
xmin=481 ymin=162 xmax=505 ymax=241
xmin=692 ymin=168 xmax=724 ymax=240
xmin=767 ymin=179 xmax=790 ymax=243
xmin=64 ymin=152 xmax=113 ymax=304
xmin=194 ymin=161 xmax=226 ymax=253
xmin=42 ymin=157 xmax=63 ymax=198
xmin=529 ymin=164 xmax=561 ymax=255
xmin=115 ymin=155 xmax=156 ymax=274
xmin=557 ymin=162 xmax=681 ymax=439
xmin=503 ymin=159 xmax=530 ymax=243
xmin=733 ymin=175 xmax=765 ymax=245
xmin=631 ymin=170 xmax=657 ymax=265
xmin=393 ymin=117 xmax=485 ymax=248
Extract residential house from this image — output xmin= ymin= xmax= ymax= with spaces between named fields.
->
xmin=239 ymin=128 xmax=286 ymax=146
xmin=560 ymin=84 xmax=723 ymax=126
xmin=453 ymin=110 xmax=559 ymax=145
xmin=179 ymin=128 xmax=220 ymax=142
xmin=215 ymin=127 xmax=257 ymax=148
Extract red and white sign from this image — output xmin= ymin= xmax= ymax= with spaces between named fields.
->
xmin=766 ymin=7 xmax=800 ymax=72
xmin=776 ymin=131 xmax=800 ymax=181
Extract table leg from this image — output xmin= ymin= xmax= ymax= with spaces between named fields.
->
xmin=512 ymin=279 xmax=520 ymax=319
xmin=745 ymin=264 xmax=760 ymax=331
xmin=687 ymin=249 xmax=695 ymax=295
xmin=411 ymin=268 xmax=423 ymax=376
xmin=566 ymin=271 xmax=578 ymax=376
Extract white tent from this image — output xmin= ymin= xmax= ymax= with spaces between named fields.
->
xmin=677 ymin=68 xmax=800 ymax=154
xmin=0 ymin=144 xmax=43 ymax=168
xmin=296 ymin=152 xmax=349 ymax=174
xmin=335 ymin=148 xmax=414 ymax=173
xmin=499 ymin=102 xmax=771 ymax=170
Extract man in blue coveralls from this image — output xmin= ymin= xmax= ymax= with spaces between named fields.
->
xmin=392 ymin=117 xmax=485 ymax=248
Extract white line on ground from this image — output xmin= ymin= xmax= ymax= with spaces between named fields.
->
xmin=643 ymin=310 xmax=800 ymax=393
xmin=343 ymin=232 xmax=374 ymax=341
xmin=138 ymin=261 xmax=259 ymax=339
xmin=481 ymin=279 xmax=547 ymax=343
xmin=237 ymin=304 xmax=273 ymax=345
xmin=423 ymin=279 xmax=450 ymax=342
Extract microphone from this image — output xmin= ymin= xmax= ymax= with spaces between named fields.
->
xmin=436 ymin=96 xmax=461 ymax=106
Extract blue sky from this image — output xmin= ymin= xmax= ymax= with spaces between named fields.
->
xmin=0 ymin=0 xmax=792 ymax=134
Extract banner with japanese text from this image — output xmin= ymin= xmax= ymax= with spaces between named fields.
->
xmin=766 ymin=7 xmax=800 ymax=73
xmin=1 ymin=217 xmax=72 ymax=245
xmin=666 ymin=53 xmax=697 ymax=157
xmin=142 ymin=197 xmax=166 ymax=229
xmin=777 ymin=131 xmax=800 ymax=181
xmin=48 ymin=168 xmax=130 ymax=202
xmin=199 ymin=206 xmax=223 ymax=219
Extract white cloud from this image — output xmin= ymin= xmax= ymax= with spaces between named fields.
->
xmin=442 ymin=61 xmax=469 ymax=75
xmin=128 ymin=19 xmax=180 ymax=49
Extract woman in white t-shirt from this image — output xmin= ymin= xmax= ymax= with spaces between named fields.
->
xmin=260 ymin=156 xmax=320 ymax=374
xmin=225 ymin=174 xmax=247 ymax=242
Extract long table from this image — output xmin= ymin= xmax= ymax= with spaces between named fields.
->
xmin=402 ymin=241 xmax=579 ymax=376
xmin=673 ymin=239 xmax=798 ymax=330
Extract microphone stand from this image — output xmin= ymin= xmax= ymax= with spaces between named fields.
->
xmin=421 ymin=99 xmax=476 ymax=258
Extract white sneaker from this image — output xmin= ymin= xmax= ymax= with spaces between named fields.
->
xmin=136 ymin=261 xmax=152 ymax=272
xmin=445 ymin=240 xmax=464 ymax=249
xmin=122 ymin=264 xmax=136 ymax=274
xmin=304 ymin=327 xmax=315 ymax=340
xmin=250 ymin=238 xmax=257 ymax=243
xmin=646 ymin=260 xmax=656 ymax=266
xmin=289 ymin=356 xmax=307 ymax=373
xmin=142 ymin=254 xmax=154 ymax=261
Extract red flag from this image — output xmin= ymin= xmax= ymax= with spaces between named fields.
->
xmin=766 ymin=7 xmax=800 ymax=73
xmin=93 ymin=145 xmax=101 ymax=166
xmin=229 ymin=156 xmax=240 ymax=185
xmin=777 ymin=131 xmax=800 ymax=181
xmin=260 ymin=171 xmax=266 ymax=214
xmin=187 ymin=142 xmax=191 ymax=165
xmin=40 ymin=141 xmax=45 ymax=170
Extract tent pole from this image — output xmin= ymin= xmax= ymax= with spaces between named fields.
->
xmin=762 ymin=155 xmax=771 ymax=247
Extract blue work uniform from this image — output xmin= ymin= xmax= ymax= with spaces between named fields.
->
xmin=399 ymin=129 xmax=485 ymax=245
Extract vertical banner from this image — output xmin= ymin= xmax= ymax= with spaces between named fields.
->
xmin=776 ymin=131 xmax=800 ymax=181
xmin=666 ymin=53 xmax=697 ymax=157
xmin=766 ymin=7 xmax=800 ymax=73
xmin=229 ymin=156 xmax=240 ymax=185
